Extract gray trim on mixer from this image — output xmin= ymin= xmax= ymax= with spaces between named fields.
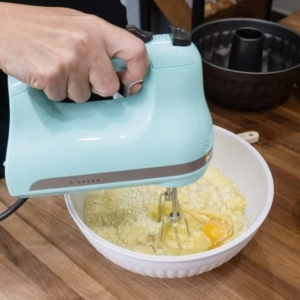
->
xmin=30 ymin=148 xmax=212 ymax=191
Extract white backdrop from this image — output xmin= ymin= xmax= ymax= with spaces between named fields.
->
xmin=121 ymin=0 xmax=141 ymax=28
xmin=273 ymin=0 xmax=300 ymax=15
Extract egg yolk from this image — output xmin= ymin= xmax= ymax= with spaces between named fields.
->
xmin=204 ymin=219 xmax=234 ymax=249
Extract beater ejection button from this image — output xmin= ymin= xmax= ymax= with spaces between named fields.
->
xmin=169 ymin=26 xmax=191 ymax=46
xmin=126 ymin=25 xmax=153 ymax=43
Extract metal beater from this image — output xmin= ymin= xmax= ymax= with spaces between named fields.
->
xmin=158 ymin=188 xmax=190 ymax=245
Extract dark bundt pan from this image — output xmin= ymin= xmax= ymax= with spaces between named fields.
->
xmin=192 ymin=18 xmax=300 ymax=110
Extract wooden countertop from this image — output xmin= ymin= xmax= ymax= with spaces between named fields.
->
xmin=1 ymin=12 xmax=300 ymax=300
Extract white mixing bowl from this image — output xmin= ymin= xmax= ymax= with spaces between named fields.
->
xmin=65 ymin=125 xmax=274 ymax=278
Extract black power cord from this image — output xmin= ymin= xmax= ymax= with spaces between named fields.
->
xmin=0 ymin=198 xmax=29 ymax=221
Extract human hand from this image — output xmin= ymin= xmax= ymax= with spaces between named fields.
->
xmin=0 ymin=3 xmax=149 ymax=102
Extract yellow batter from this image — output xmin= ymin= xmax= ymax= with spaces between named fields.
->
xmin=84 ymin=166 xmax=248 ymax=256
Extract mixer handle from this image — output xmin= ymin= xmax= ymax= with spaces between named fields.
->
xmin=111 ymin=58 xmax=127 ymax=72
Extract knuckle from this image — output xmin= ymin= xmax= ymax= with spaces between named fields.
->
xmin=43 ymin=67 xmax=61 ymax=87
xmin=30 ymin=77 xmax=44 ymax=90
xmin=132 ymin=39 xmax=148 ymax=59
xmin=30 ymin=68 xmax=58 ymax=90
xmin=88 ymin=15 xmax=105 ymax=33
xmin=30 ymin=65 xmax=67 ymax=101
xmin=69 ymin=30 xmax=90 ymax=57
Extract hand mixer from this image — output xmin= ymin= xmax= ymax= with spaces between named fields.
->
xmin=3 ymin=26 xmax=213 ymax=239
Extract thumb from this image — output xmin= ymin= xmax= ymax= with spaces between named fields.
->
xmin=104 ymin=25 xmax=149 ymax=83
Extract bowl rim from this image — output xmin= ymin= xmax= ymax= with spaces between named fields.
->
xmin=191 ymin=18 xmax=300 ymax=76
xmin=65 ymin=125 xmax=274 ymax=263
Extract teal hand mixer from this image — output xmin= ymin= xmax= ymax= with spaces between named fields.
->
xmin=3 ymin=26 xmax=213 ymax=234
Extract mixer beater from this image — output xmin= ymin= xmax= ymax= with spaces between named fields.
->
xmin=159 ymin=188 xmax=190 ymax=246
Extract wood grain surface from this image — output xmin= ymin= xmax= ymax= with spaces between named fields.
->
xmin=1 ymin=12 xmax=300 ymax=300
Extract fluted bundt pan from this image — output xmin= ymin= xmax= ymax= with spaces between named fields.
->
xmin=192 ymin=18 xmax=300 ymax=110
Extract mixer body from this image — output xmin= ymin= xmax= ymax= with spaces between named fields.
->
xmin=4 ymin=27 xmax=213 ymax=198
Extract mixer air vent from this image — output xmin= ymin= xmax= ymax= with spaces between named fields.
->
xmin=152 ymin=34 xmax=169 ymax=43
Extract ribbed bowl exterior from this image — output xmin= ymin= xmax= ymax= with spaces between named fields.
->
xmin=65 ymin=126 xmax=274 ymax=279
xmin=79 ymin=224 xmax=254 ymax=278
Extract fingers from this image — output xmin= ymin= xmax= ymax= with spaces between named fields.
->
xmin=43 ymin=73 xmax=92 ymax=103
xmin=43 ymin=85 xmax=67 ymax=101
xmin=33 ymin=52 xmax=92 ymax=102
xmin=67 ymin=76 xmax=91 ymax=103
xmin=116 ymin=70 xmax=143 ymax=96
xmin=120 ymin=41 xmax=149 ymax=84
xmin=36 ymin=30 xmax=147 ymax=101
xmin=66 ymin=56 xmax=91 ymax=102
xmin=32 ymin=65 xmax=68 ymax=101
xmin=103 ymin=25 xmax=149 ymax=84
xmin=35 ymin=54 xmax=119 ymax=102
xmin=129 ymin=82 xmax=143 ymax=95
xmin=89 ymin=54 xmax=120 ymax=97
